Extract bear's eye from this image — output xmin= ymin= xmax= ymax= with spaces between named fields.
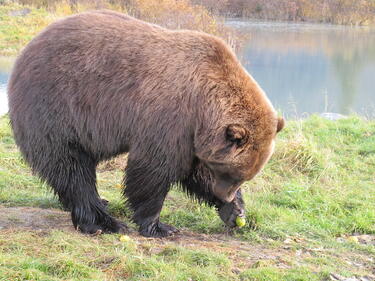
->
xmin=226 ymin=124 xmax=248 ymax=147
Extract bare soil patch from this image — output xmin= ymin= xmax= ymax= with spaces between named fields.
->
xmin=0 ymin=205 xmax=373 ymax=279
xmin=0 ymin=206 xmax=300 ymax=270
xmin=0 ymin=206 xmax=72 ymax=231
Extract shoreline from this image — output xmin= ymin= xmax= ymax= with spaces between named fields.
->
xmin=223 ymin=15 xmax=374 ymax=27
xmin=1 ymin=3 xmax=374 ymax=56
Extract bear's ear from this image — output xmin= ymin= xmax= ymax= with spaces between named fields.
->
xmin=226 ymin=124 xmax=249 ymax=146
xmin=276 ymin=117 xmax=285 ymax=133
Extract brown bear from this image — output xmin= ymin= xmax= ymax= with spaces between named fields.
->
xmin=8 ymin=10 xmax=284 ymax=237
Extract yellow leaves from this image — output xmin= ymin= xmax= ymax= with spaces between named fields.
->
xmin=132 ymin=0 xmax=220 ymax=35
xmin=119 ymin=235 xmax=132 ymax=242
xmin=346 ymin=236 xmax=359 ymax=244
xmin=53 ymin=1 xmax=127 ymax=16
xmin=1 ymin=0 xmax=223 ymax=57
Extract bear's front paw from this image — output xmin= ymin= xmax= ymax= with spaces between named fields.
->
xmin=103 ymin=217 xmax=128 ymax=234
xmin=139 ymin=221 xmax=179 ymax=238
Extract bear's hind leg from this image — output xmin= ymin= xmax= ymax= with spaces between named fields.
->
xmin=124 ymin=157 xmax=179 ymax=237
xmin=40 ymin=143 xmax=127 ymax=234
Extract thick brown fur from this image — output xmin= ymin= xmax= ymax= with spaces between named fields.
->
xmin=8 ymin=10 xmax=283 ymax=237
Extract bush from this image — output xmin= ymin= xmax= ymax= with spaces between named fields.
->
xmin=2 ymin=0 xmax=239 ymax=54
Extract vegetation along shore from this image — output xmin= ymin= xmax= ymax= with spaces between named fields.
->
xmin=196 ymin=0 xmax=375 ymax=26
xmin=0 ymin=0 xmax=227 ymax=56
xmin=1 ymin=0 xmax=375 ymax=56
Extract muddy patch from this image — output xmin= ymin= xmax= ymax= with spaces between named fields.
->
xmin=0 ymin=206 xmax=72 ymax=231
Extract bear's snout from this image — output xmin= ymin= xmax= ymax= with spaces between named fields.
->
xmin=212 ymin=177 xmax=242 ymax=203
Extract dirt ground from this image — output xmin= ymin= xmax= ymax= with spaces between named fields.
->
xmin=0 ymin=206 xmax=374 ymax=280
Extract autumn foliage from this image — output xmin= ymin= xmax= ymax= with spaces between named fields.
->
xmin=13 ymin=0 xmax=375 ymax=26
xmin=14 ymin=0 xmax=221 ymax=34
xmin=196 ymin=0 xmax=375 ymax=25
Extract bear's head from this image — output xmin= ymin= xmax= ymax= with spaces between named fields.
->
xmin=203 ymin=116 xmax=284 ymax=203
xmin=194 ymin=66 xmax=284 ymax=203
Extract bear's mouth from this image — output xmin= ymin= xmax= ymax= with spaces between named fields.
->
xmin=204 ymin=162 xmax=243 ymax=203
xmin=218 ymin=192 xmax=245 ymax=227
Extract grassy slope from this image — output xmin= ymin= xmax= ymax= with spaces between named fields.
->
xmin=0 ymin=115 xmax=374 ymax=280
xmin=0 ymin=2 xmax=221 ymax=56
xmin=0 ymin=3 xmax=59 ymax=56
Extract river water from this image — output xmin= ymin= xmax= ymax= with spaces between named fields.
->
xmin=226 ymin=19 xmax=375 ymax=118
xmin=0 ymin=56 xmax=13 ymax=117
xmin=1 ymin=20 xmax=374 ymax=118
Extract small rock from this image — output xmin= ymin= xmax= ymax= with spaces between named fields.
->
xmin=283 ymin=238 xmax=293 ymax=244
xmin=330 ymin=273 xmax=344 ymax=280
xmin=359 ymin=277 xmax=371 ymax=281
xmin=356 ymin=235 xmax=375 ymax=245
xmin=320 ymin=112 xmax=348 ymax=121
xmin=9 ymin=8 xmax=31 ymax=17
xmin=231 ymin=268 xmax=241 ymax=274
xmin=295 ymin=249 xmax=303 ymax=256
xmin=252 ymin=260 xmax=273 ymax=268
xmin=329 ymin=274 xmax=362 ymax=281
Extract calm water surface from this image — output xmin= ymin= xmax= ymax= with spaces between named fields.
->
xmin=1 ymin=20 xmax=374 ymax=117
xmin=0 ymin=56 xmax=13 ymax=116
xmin=227 ymin=20 xmax=375 ymax=118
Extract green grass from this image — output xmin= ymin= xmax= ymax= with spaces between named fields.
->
xmin=0 ymin=3 xmax=58 ymax=55
xmin=0 ymin=1 xmax=222 ymax=56
xmin=243 ymin=116 xmax=375 ymax=239
xmin=0 ymin=229 xmax=239 ymax=281
xmin=0 ymin=114 xmax=374 ymax=280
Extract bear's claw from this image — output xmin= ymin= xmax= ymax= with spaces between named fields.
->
xmin=139 ymin=221 xmax=179 ymax=238
xmin=77 ymin=217 xmax=128 ymax=235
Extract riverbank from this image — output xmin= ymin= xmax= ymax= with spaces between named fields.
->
xmin=0 ymin=114 xmax=374 ymax=280
xmin=197 ymin=0 xmax=375 ymax=26
xmin=0 ymin=1 xmax=225 ymax=56
xmin=2 ymin=1 xmax=374 ymax=57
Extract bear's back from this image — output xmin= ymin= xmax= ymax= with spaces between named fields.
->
xmin=7 ymin=11 xmax=215 ymax=160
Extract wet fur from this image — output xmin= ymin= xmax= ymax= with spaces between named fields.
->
xmin=8 ymin=10 xmax=276 ymax=237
